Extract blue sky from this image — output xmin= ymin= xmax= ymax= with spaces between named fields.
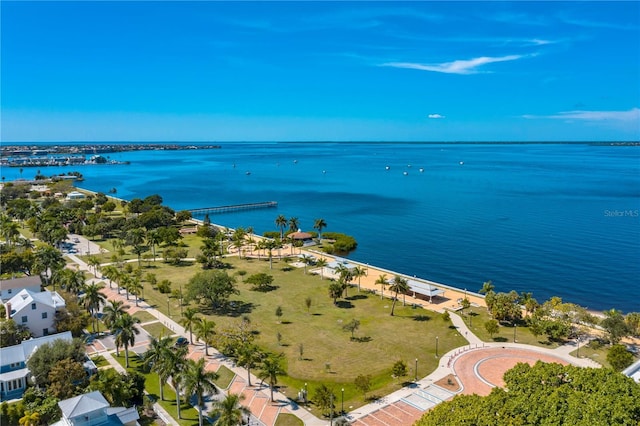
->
xmin=2 ymin=1 xmax=639 ymax=142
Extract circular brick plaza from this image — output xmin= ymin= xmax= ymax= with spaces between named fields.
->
xmin=452 ymin=347 xmax=569 ymax=396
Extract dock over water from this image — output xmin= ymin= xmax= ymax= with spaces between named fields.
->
xmin=189 ymin=201 xmax=277 ymax=215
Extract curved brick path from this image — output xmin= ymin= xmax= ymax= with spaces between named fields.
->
xmin=452 ymin=347 xmax=569 ymax=396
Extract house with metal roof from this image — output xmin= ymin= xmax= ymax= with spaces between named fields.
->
xmin=0 ymin=276 xmax=42 ymax=302
xmin=4 ymin=288 xmax=66 ymax=337
xmin=0 ymin=331 xmax=72 ymax=401
xmin=51 ymin=391 xmax=139 ymax=426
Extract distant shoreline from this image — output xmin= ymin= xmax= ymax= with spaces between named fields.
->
xmin=2 ymin=140 xmax=639 ymax=147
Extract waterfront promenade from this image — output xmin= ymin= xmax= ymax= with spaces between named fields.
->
xmin=64 ymin=231 xmax=598 ymax=426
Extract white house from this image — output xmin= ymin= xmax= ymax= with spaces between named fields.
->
xmin=0 ymin=276 xmax=42 ymax=302
xmin=51 ymin=391 xmax=139 ymax=426
xmin=0 ymin=331 xmax=73 ymax=401
xmin=4 ymin=289 xmax=66 ymax=337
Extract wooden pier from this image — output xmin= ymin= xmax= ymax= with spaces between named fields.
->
xmin=188 ymin=201 xmax=277 ymax=215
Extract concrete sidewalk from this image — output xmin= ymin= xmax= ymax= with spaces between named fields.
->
xmin=69 ymin=251 xmax=598 ymax=425
xmin=68 ymin=252 xmax=329 ymax=425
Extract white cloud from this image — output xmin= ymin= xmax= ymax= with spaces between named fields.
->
xmin=428 ymin=114 xmax=445 ymax=119
xmin=381 ymin=54 xmax=525 ymax=75
xmin=523 ymin=108 xmax=640 ymax=122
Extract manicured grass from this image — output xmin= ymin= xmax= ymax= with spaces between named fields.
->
xmin=112 ymin=354 xmax=201 ymax=426
xmin=213 ymin=365 xmax=235 ymax=390
xmin=137 ymin=254 xmax=467 ymax=410
xmin=570 ymin=342 xmax=612 ymax=368
xmin=142 ymin=322 xmax=172 ymax=338
xmin=462 ymin=307 xmax=562 ymax=348
xmin=91 ymin=354 xmax=109 ymax=367
xmin=275 ymin=413 xmax=304 ymax=426
xmin=133 ymin=310 xmax=157 ymax=323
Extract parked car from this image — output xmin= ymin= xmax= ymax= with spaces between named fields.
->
xmin=174 ymin=337 xmax=189 ymax=348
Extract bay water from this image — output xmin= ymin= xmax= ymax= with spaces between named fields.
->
xmin=7 ymin=142 xmax=639 ymax=312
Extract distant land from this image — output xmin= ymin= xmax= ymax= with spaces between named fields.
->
xmin=0 ymin=143 xmax=222 ymax=157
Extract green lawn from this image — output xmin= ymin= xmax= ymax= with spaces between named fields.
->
xmin=87 ymin=235 xmax=574 ymax=414
xmin=91 ymin=354 xmax=109 ymax=367
xmin=462 ymin=307 xmax=563 ymax=348
xmin=132 ymin=254 xmax=467 ymax=411
xmin=567 ymin=341 xmax=634 ymax=369
xmin=133 ymin=310 xmax=157 ymax=323
xmin=275 ymin=413 xmax=304 ymax=426
xmin=142 ymin=322 xmax=173 ymax=338
xmin=213 ymin=365 xmax=235 ymax=390
xmin=112 ymin=354 xmax=202 ymax=426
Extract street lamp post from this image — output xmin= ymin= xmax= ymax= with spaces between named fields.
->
xmin=514 ymin=324 xmax=517 ymax=342
xmin=179 ymin=285 xmax=183 ymax=316
xmin=341 ymin=388 xmax=344 ymax=415
xmin=167 ymin=297 xmax=170 ymax=317
xmin=436 ymin=336 xmax=439 ymax=358
xmin=304 ymin=383 xmax=307 ymax=405
xmin=415 ymin=358 xmax=418 ymax=382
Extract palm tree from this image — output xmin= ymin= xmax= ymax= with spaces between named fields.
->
xmin=143 ymin=335 xmax=173 ymax=401
xmin=53 ymin=268 xmax=86 ymax=295
xmin=82 ymin=282 xmax=106 ymax=332
xmin=86 ymin=255 xmax=101 ymax=277
xmin=180 ymin=308 xmax=200 ymax=344
xmin=209 ymin=393 xmax=251 ymax=426
xmin=315 ymin=258 xmax=328 ymax=280
xmin=101 ymin=265 xmax=118 ymax=289
xmin=102 ymin=299 xmax=127 ymax=331
xmin=119 ymin=273 xmax=132 ymax=300
xmin=128 ymin=276 xmax=143 ymax=306
xmin=146 ymin=229 xmax=161 ymax=261
xmin=194 ymin=318 xmax=216 ymax=356
xmin=375 ymin=274 xmax=388 ymax=300
xmin=479 ymin=280 xmax=495 ymax=295
xmin=275 ymin=215 xmax=287 ymax=240
xmin=113 ymin=313 xmax=141 ymax=367
xmin=246 ymin=226 xmax=255 ymax=254
xmin=34 ymin=244 xmax=65 ymax=287
xmin=126 ymin=227 xmax=147 ymax=268
xmin=166 ymin=345 xmax=188 ymax=419
xmin=313 ymin=218 xmax=327 ymax=241
xmin=353 ymin=266 xmax=367 ymax=292
xmin=0 ymin=215 xmax=20 ymax=247
xmin=236 ymin=343 xmax=263 ymax=387
xmin=258 ymin=353 xmax=286 ymax=402
xmin=183 ymin=358 xmax=220 ymax=426
xmin=336 ymin=265 xmax=354 ymax=298
xmin=389 ymin=275 xmax=410 ymax=316
xmin=262 ymin=238 xmax=280 ymax=270
xmin=288 ymin=217 xmax=299 ymax=232
xmin=231 ymin=227 xmax=246 ymax=259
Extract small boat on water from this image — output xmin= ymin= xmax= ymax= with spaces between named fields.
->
xmin=419 ymin=168 xmax=424 ymax=173
xmin=403 ymin=171 xmax=408 ymax=176
xmin=246 ymin=171 xmax=251 ymax=175
xmin=459 ymin=161 xmax=464 ymax=165
xmin=385 ymin=166 xmax=390 ymax=170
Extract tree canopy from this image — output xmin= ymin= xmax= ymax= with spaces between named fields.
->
xmin=416 ymin=361 xmax=640 ymax=425
xmin=185 ymin=270 xmax=238 ymax=310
